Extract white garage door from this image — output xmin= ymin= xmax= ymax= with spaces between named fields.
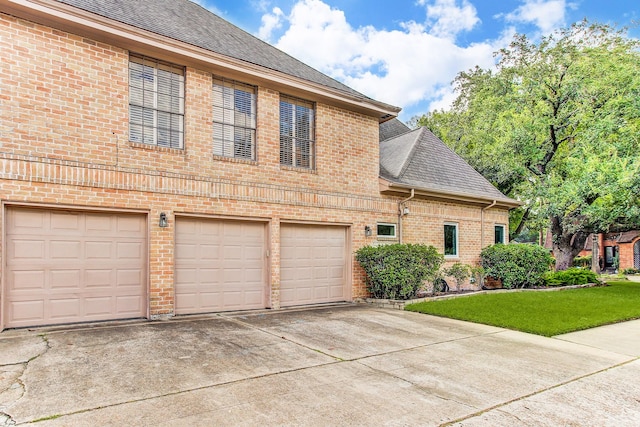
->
xmin=4 ymin=207 xmax=147 ymax=329
xmin=280 ymin=223 xmax=348 ymax=306
xmin=174 ymin=217 xmax=266 ymax=314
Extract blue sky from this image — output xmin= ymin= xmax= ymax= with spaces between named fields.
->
xmin=192 ymin=0 xmax=639 ymax=120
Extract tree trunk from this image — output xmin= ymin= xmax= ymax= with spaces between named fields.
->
xmin=550 ymin=215 xmax=590 ymax=271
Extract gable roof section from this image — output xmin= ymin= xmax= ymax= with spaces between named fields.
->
xmin=380 ymin=127 xmax=520 ymax=207
xmin=3 ymin=0 xmax=399 ymax=119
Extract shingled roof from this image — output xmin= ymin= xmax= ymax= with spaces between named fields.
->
xmin=379 ymin=124 xmax=519 ymax=207
xmin=53 ymin=0 xmax=396 ymax=112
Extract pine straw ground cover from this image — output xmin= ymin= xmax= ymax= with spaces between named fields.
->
xmin=405 ymin=281 xmax=640 ymax=336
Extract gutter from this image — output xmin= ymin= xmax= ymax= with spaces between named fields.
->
xmin=398 ymin=188 xmax=415 ymax=244
xmin=481 ymin=200 xmax=498 ymax=249
xmin=379 ymin=179 xmax=522 ymax=209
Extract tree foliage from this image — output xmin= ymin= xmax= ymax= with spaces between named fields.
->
xmin=417 ymin=21 xmax=640 ymax=270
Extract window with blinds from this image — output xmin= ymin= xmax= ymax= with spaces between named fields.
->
xmin=129 ymin=54 xmax=184 ymax=149
xmin=212 ymin=77 xmax=257 ymax=160
xmin=280 ymin=95 xmax=315 ymax=169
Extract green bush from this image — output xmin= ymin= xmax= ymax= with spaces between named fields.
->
xmin=480 ymin=243 xmax=553 ymax=289
xmin=573 ymin=255 xmax=592 ymax=268
xmin=544 ymin=268 xmax=598 ymax=286
xmin=355 ymin=244 xmax=444 ymax=300
xmin=444 ymin=262 xmax=471 ymax=292
xmin=622 ymin=268 xmax=640 ymax=275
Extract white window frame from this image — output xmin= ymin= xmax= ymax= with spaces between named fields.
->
xmin=444 ymin=222 xmax=459 ymax=258
xmin=280 ymin=95 xmax=315 ymax=169
xmin=377 ymin=223 xmax=397 ymax=239
xmin=495 ymin=224 xmax=506 ymax=244
xmin=129 ymin=53 xmax=185 ymax=149
xmin=212 ymin=76 xmax=257 ymax=160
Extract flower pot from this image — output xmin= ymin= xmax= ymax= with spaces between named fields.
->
xmin=482 ymin=276 xmax=503 ymax=290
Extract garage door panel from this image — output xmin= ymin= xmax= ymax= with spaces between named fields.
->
xmin=280 ymin=224 xmax=348 ymax=307
xmin=50 ymin=240 xmax=82 ymax=259
xmin=9 ymin=300 xmax=44 ymax=323
xmin=115 ymin=295 xmax=144 ymax=315
xmin=11 ymin=239 xmax=45 ymax=259
xmin=4 ymin=208 xmax=147 ymax=329
xmin=50 ymin=270 xmax=81 ymax=288
xmin=86 ymin=241 xmax=112 ymax=259
xmin=85 ymin=270 xmax=113 ymax=287
xmin=50 ymin=212 xmax=81 ymax=232
xmin=49 ymin=298 xmax=81 ymax=320
xmin=175 ymin=218 xmax=266 ymax=314
xmin=117 ymin=242 xmax=143 ymax=259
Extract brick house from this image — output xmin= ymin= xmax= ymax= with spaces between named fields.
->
xmin=0 ymin=0 xmax=518 ymax=329
xmin=576 ymin=232 xmax=640 ymax=271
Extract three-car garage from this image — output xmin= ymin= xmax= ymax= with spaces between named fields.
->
xmin=1 ymin=206 xmax=350 ymax=329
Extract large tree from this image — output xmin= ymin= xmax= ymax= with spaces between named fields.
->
xmin=417 ymin=21 xmax=640 ymax=270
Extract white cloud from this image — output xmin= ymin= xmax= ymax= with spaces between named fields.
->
xmin=503 ymin=0 xmax=570 ymax=34
xmin=258 ymin=7 xmax=284 ymax=41
xmin=259 ymin=0 xmax=504 ymax=117
xmin=420 ymin=0 xmax=481 ymax=38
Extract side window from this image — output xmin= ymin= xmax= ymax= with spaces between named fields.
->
xmin=129 ymin=54 xmax=184 ymax=148
xmin=377 ymin=223 xmax=397 ymax=238
xmin=444 ymin=223 xmax=458 ymax=257
xmin=280 ymin=95 xmax=315 ymax=169
xmin=495 ymin=224 xmax=506 ymax=244
xmin=212 ymin=77 xmax=257 ymax=160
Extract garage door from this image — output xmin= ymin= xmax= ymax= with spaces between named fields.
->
xmin=174 ymin=217 xmax=266 ymax=314
xmin=4 ymin=207 xmax=147 ymax=329
xmin=280 ymin=223 xmax=348 ymax=306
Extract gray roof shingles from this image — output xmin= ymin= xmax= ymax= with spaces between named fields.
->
xmin=380 ymin=126 xmax=517 ymax=204
xmin=55 ymin=0 xmax=382 ymax=104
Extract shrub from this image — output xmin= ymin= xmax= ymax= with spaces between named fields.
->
xmin=355 ymin=244 xmax=444 ymax=300
xmin=544 ymin=268 xmax=598 ymax=286
xmin=444 ymin=263 xmax=471 ymax=292
xmin=573 ymin=255 xmax=592 ymax=268
xmin=480 ymin=243 xmax=553 ymax=289
xmin=622 ymin=268 xmax=640 ymax=275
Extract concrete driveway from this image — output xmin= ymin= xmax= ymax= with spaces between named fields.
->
xmin=1 ymin=305 xmax=639 ymax=426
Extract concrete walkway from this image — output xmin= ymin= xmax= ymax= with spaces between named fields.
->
xmin=0 ymin=305 xmax=638 ymax=426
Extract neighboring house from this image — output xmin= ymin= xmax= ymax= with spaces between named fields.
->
xmin=576 ymin=231 xmax=640 ymax=271
xmin=0 ymin=0 xmax=518 ymax=329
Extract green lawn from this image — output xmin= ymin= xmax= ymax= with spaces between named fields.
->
xmin=405 ymin=281 xmax=640 ymax=336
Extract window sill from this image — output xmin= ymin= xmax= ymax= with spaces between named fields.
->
xmin=129 ymin=141 xmax=184 ymax=154
xmin=280 ymin=165 xmax=317 ymax=174
xmin=212 ymin=155 xmax=257 ymax=165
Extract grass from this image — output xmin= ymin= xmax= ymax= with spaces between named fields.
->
xmin=405 ymin=281 xmax=640 ymax=337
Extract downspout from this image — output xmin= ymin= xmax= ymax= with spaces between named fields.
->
xmin=481 ymin=200 xmax=498 ymax=249
xmin=398 ymin=188 xmax=415 ymax=244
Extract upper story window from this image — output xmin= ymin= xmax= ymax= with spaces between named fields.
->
xmin=129 ymin=54 xmax=184 ymax=149
xmin=444 ymin=222 xmax=458 ymax=258
xmin=495 ymin=224 xmax=506 ymax=244
xmin=212 ymin=77 xmax=257 ymax=160
xmin=280 ymin=95 xmax=315 ymax=169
